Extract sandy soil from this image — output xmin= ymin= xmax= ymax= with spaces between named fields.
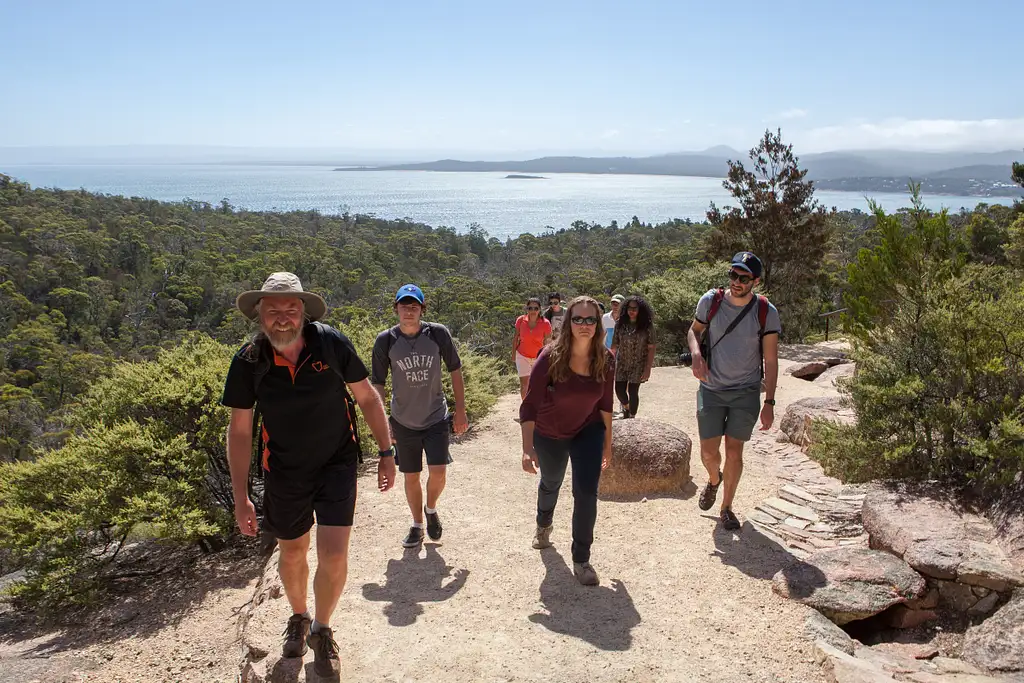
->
xmin=1 ymin=351 xmax=845 ymax=683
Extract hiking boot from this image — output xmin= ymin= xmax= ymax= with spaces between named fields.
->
xmin=532 ymin=524 xmax=553 ymax=549
xmin=402 ymin=526 xmax=424 ymax=548
xmin=425 ymin=507 xmax=443 ymax=541
xmin=281 ymin=613 xmax=310 ymax=658
xmin=721 ymin=507 xmax=741 ymax=531
xmin=698 ymin=470 xmax=723 ymax=511
xmin=573 ymin=562 xmax=599 ymax=586
xmin=306 ymin=625 xmax=341 ymax=678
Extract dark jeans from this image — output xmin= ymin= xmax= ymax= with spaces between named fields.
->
xmin=615 ymin=381 xmax=641 ymax=415
xmin=534 ymin=420 xmax=606 ymax=563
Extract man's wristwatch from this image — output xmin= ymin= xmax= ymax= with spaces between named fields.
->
xmin=764 ymin=399 xmax=776 ymax=406
xmin=378 ymin=447 xmax=395 ymax=458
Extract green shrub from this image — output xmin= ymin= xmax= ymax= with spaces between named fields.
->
xmin=632 ymin=262 xmax=728 ymax=356
xmin=810 ymin=197 xmax=1024 ymax=495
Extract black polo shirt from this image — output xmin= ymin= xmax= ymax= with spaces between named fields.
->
xmin=221 ymin=323 xmax=369 ymax=479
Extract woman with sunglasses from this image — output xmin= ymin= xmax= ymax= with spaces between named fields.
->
xmin=512 ymin=297 xmax=553 ymax=399
xmin=519 ymin=295 xmax=614 ymax=586
xmin=611 ymin=296 xmax=656 ymax=418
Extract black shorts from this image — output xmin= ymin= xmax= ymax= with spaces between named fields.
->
xmin=263 ymin=460 xmax=357 ymax=540
xmin=391 ymin=416 xmax=453 ymax=474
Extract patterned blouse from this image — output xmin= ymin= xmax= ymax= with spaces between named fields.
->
xmin=614 ymin=323 xmax=656 ymax=383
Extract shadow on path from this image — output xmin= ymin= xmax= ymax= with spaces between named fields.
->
xmin=528 ymin=549 xmax=641 ymax=651
xmin=712 ymin=521 xmax=827 ymax=591
xmin=361 ymin=545 xmax=469 ymax=626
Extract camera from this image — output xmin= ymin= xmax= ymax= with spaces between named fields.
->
xmin=678 ymin=351 xmax=693 ymax=367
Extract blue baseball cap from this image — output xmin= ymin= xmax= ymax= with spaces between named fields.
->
xmin=730 ymin=251 xmax=763 ymax=278
xmin=394 ymin=284 xmax=425 ymax=304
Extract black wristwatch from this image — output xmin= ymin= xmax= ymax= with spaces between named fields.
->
xmin=378 ymin=447 xmax=395 ymax=458
xmin=764 ymin=398 xmax=776 ymax=406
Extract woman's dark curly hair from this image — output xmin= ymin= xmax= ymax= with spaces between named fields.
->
xmin=616 ymin=295 xmax=654 ymax=334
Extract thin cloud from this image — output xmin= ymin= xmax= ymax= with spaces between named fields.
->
xmin=779 ymin=108 xmax=808 ymax=119
xmin=794 ymin=117 xmax=1024 ymax=151
xmin=600 ymin=128 xmax=621 ymax=139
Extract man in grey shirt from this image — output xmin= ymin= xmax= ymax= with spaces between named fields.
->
xmin=372 ymin=284 xmax=469 ymax=547
xmin=686 ymin=252 xmax=781 ymax=531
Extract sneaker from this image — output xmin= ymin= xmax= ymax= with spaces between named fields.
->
xmin=698 ymin=470 xmax=723 ymax=511
xmin=721 ymin=507 xmax=741 ymax=531
xmin=425 ymin=507 xmax=443 ymax=541
xmin=306 ymin=626 xmax=341 ymax=678
xmin=532 ymin=524 xmax=553 ymax=549
xmin=402 ymin=526 xmax=424 ymax=548
xmin=573 ymin=562 xmax=600 ymax=586
xmin=281 ymin=613 xmax=310 ymax=658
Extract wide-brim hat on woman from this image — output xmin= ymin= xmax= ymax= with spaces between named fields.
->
xmin=236 ymin=272 xmax=327 ymax=322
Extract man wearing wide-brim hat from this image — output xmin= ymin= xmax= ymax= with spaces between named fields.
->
xmin=222 ymin=272 xmax=395 ymax=678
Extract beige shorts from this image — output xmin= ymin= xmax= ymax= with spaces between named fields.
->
xmin=516 ymin=352 xmax=538 ymax=377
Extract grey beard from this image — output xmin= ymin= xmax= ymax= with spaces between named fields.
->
xmin=264 ymin=325 xmax=302 ymax=351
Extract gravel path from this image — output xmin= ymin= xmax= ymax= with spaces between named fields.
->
xmin=241 ymin=363 xmax=838 ymax=682
xmin=2 ymin=359 xmax=841 ymax=683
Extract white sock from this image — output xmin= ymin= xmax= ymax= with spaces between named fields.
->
xmin=413 ymin=521 xmax=425 ymax=529
xmin=311 ymin=619 xmax=328 ymax=633
xmin=425 ymin=506 xmax=437 ymax=515
xmin=296 ymin=610 xmax=311 ymax=621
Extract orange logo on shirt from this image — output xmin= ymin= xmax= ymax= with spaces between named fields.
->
xmin=312 ymin=361 xmax=329 ymax=372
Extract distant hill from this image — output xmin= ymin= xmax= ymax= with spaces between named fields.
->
xmin=337 ymin=148 xmax=1024 ymax=197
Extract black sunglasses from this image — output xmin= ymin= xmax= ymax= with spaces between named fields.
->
xmin=728 ymin=270 xmax=754 ymax=285
xmin=626 ymin=305 xmax=639 ymax=311
xmin=526 ymin=306 xmax=540 ymax=311
xmin=570 ymin=316 xmax=599 ymax=326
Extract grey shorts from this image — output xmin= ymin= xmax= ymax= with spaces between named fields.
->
xmin=390 ymin=416 xmax=454 ymax=473
xmin=696 ymin=385 xmax=761 ymax=442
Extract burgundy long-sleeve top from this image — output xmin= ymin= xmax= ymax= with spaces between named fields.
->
xmin=519 ymin=348 xmax=615 ymax=439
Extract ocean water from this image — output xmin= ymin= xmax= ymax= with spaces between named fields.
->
xmin=3 ymin=164 xmax=1015 ymax=240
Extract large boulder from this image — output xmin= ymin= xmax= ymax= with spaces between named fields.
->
xmin=772 ymin=547 xmax=925 ymax=625
xmin=790 ymin=361 xmax=829 ymax=379
xmin=814 ymin=363 xmax=856 ymax=387
xmin=962 ymin=588 xmax=1024 ymax=674
xmin=599 ymin=418 xmax=691 ymax=498
xmin=778 ymin=396 xmax=855 ymax=448
xmin=863 ymin=489 xmax=1024 ymax=601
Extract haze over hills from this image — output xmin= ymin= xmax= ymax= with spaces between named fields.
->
xmin=2 ymin=145 xmax=1021 ymax=198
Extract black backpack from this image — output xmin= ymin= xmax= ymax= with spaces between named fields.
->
xmin=249 ymin=322 xmax=363 ymax=474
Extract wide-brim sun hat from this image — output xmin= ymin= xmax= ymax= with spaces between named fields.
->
xmin=236 ymin=272 xmax=327 ymax=322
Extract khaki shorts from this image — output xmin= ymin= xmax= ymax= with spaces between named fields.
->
xmin=696 ymin=385 xmax=761 ymax=442
xmin=515 ymin=352 xmax=538 ymax=377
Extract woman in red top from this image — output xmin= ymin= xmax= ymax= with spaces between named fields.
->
xmin=519 ymin=295 xmax=614 ymax=586
xmin=511 ymin=297 xmax=552 ymax=399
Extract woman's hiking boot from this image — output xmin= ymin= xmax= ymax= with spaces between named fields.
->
xmin=698 ymin=471 xmax=723 ymax=511
xmin=282 ymin=613 xmax=311 ymax=657
xmin=532 ymin=524 xmax=553 ymax=549
xmin=306 ymin=625 xmax=341 ymax=678
xmin=573 ymin=562 xmax=600 ymax=586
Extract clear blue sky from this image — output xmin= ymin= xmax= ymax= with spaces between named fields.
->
xmin=2 ymin=0 xmax=1022 ymax=155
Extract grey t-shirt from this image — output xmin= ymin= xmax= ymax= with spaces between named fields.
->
xmin=371 ymin=322 xmax=462 ymax=430
xmin=694 ymin=289 xmax=781 ymax=391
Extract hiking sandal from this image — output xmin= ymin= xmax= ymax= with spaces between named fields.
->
xmin=698 ymin=471 xmax=722 ymax=511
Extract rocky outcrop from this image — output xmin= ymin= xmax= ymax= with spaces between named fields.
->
xmin=814 ymin=363 xmax=857 ymax=387
xmin=962 ymin=588 xmax=1024 ymax=674
xmin=862 ymin=489 xmax=1024 ymax=613
xmin=599 ymin=418 xmax=691 ymax=498
xmin=814 ymin=639 xmax=1017 ymax=683
xmin=779 ymin=396 xmax=856 ymax=448
xmin=772 ymin=547 xmax=925 ymax=625
xmin=790 ymin=361 xmax=830 ymax=379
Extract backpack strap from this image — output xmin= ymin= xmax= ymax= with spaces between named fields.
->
xmin=756 ymin=295 xmax=769 ymax=379
xmin=706 ymin=287 xmax=726 ymax=324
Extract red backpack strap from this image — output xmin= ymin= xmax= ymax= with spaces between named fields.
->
xmin=707 ymin=287 xmax=726 ymax=323
xmin=756 ymin=295 xmax=769 ymax=334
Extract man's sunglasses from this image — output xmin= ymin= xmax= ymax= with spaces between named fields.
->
xmin=526 ymin=306 xmax=540 ymax=311
xmin=728 ymin=270 xmax=754 ymax=285
xmin=571 ymin=316 xmax=599 ymax=326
